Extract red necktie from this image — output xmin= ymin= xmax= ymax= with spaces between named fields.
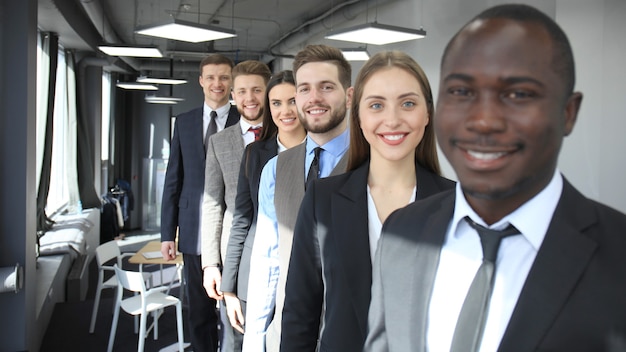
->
xmin=249 ymin=126 xmax=262 ymax=141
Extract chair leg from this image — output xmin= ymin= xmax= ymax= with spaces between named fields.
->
xmin=89 ymin=283 xmax=103 ymax=333
xmin=107 ymin=304 xmax=120 ymax=352
xmin=177 ymin=264 xmax=185 ymax=307
xmin=138 ymin=313 xmax=148 ymax=352
xmin=133 ymin=291 xmax=139 ymax=334
xmin=153 ymin=310 xmax=159 ymax=340
xmin=175 ymin=302 xmax=184 ymax=352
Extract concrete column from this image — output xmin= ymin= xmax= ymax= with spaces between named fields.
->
xmin=0 ymin=0 xmax=38 ymax=350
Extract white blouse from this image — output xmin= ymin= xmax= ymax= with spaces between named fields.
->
xmin=366 ymin=185 xmax=416 ymax=262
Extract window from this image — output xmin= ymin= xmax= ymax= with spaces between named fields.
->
xmin=36 ymin=33 xmax=80 ymax=215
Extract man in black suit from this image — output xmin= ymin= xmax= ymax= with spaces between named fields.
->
xmin=160 ymin=54 xmax=240 ymax=352
xmin=365 ymin=4 xmax=626 ymax=352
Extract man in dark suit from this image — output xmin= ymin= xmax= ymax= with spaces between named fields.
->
xmin=365 ymin=4 xmax=626 ymax=352
xmin=160 ymin=54 xmax=240 ymax=352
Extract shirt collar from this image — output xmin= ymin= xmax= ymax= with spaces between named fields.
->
xmin=276 ymin=134 xmax=306 ymax=153
xmin=238 ymin=119 xmax=262 ymax=135
xmin=203 ymin=102 xmax=231 ymax=119
xmin=450 ymin=169 xmax=563 ymax=251
xmin=305 ymin=127 xmax=350 ymax=158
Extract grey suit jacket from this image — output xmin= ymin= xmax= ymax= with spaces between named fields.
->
xmin=201 ymin=123 xmax=245 ymax=267
xmin=365 ymin=177 xmax=626 ymax=352
xmin=221 ymin=138 xmax=279 ymax=301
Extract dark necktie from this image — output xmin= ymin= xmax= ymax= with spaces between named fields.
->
xmin=249 ymin=126 xmax=263 ymax=141
xmin=204 ymin=110 xmax=218 ymax=155
xmin=305 ymin=147 xmax=322 ymax=190
xmin=450 ymin=217 xmax=520 ymax=352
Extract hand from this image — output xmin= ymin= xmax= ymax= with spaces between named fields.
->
xmin=203 ymin=266 xmax=223 ymax=300
xmin=224 ymin=292 xmax=245 ymax=334
xmin=160 ymin=241 xmax=177 ymax=261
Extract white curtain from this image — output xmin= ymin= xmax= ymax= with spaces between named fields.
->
xmin=65 ymin=51 xmax=80 ymax=211
xmin=47 ymin=48 xmax=68 ymax=213
xmin=46 ymin=48 xmax=79 ymax=213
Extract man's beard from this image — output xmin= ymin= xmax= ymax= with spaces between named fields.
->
xmin=298 ymin=103 xmax=346 ymax=134
xmin=238 ymin=106 xmax=264 ymax=122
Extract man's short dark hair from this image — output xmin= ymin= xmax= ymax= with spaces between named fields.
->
xmin=232 ymin=60 xmax=272 ymax=84
xmin=199 ymin=54 xmax=235 ymax=75
xmin=442 ymin=4 xmax=576 ymax=95
xmin=292 ymin=44 xmax=352 ymax=89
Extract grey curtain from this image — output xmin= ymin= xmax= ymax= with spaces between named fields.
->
xmin=74 ymin=52 xmax=101 ymax=209
xmin=36 ymin=33 xmax=58 ymax=234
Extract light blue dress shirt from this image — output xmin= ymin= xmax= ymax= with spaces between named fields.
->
xmin=242 ymin=128 xmax=350 ymax=351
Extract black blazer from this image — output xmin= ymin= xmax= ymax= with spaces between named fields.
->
xmin=280 ymin=160 xmax=455 ymax=352
xmin=365 ymin=177 xmax=626 ymax=351
xmin=221 ymin=137 xmax=278 ymax=300
xmin=160 ymin=105 xmax=239 ymax=254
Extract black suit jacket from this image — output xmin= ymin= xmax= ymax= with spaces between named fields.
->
xmin=160 ymin=105 xmax=239 ymax=254
xmin=365 ymin=177 xmax=626 ymax=352
xmin=281 ymin=161 xmax=455 ymax=352
xmin=221 ymin=138 xmax=278 ymax=300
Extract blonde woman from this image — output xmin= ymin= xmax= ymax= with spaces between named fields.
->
xmin=281 ymin=51 xmax=454 ymax=351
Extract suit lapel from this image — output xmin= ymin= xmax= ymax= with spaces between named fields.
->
xmin=331 ymin=163 xmax=371 ymax=334
xmin=250 ymin=139 xmax=277 ymax=208
xmin=227 ymin=125 xmax=244 ymax=153
xmin=407 ymin=192 xmax=455 ymax=351
xmin=192 ymin=108 xmax=205 ymax=158
xmin=259 ymin=138 xmax=277 ymax=165
xmin=499 ymin=180 xmax=598 ymax=351
xmin=330 ymin=151 xmax=349 ymax=176
xmin=225 ymin=105 xmax=241 ymax=128
xmin=415 ymin=164 xmax=449 ymax=199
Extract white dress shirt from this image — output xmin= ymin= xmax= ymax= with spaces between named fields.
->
xmin=426 ymin=170 xmax=563 ymax=352
xmin=203 ymin=102 xmax=231 ymax=135
xmin=366 ymin=185 xmax=416 ymax=262
xmin=238 ymin=119 xmax=262 ymax=146
xmin=243 ymin=129 xmax=350 ymax=351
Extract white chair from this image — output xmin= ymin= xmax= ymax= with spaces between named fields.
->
xmin=107 ymin=264 xmax=184 ymax=352
xmin=89 ymin=240 xmax=152 ymax=333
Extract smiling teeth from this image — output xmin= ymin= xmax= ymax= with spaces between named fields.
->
xmin=309 ymin=109 xmax=326 ymax=114
xmin=468 ymin=150 xmax=507 ymax=160
xmin=383 ymin=134 xmax=404 ymax=141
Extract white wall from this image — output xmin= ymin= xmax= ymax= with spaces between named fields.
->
xmin=297 ymin=0 xmax=626 ymax=214
xmin=557 ymin=0 xmax=626 ymax=214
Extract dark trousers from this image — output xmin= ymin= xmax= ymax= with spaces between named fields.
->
xmin=184 ymin=254 xmax=219 ymax=352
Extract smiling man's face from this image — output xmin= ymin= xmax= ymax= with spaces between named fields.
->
xmin=435 ymin=18 xmax=581 ymax=221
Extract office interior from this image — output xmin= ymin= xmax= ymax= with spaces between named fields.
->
xmin=1 ymin=0 xmax=625 ymax=350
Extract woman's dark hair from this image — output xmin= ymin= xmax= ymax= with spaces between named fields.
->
xmin=257 ymin=70 xmax=296 ymax=141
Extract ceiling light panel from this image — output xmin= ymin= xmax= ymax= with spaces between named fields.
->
xmin=136 ymin=19 xmax=236 ymax=43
